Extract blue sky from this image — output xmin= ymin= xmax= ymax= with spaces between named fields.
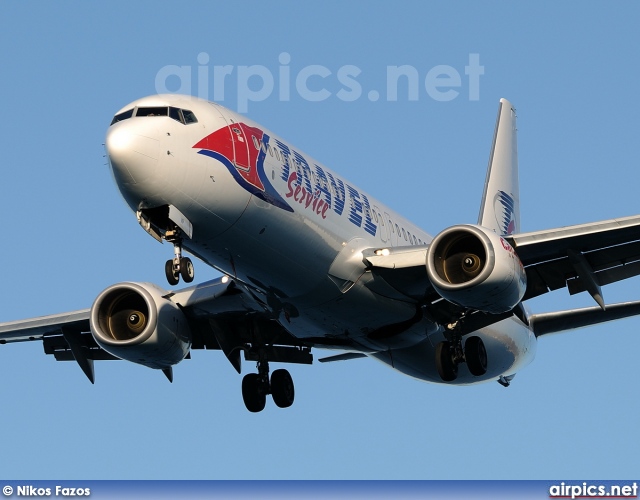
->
xmin=0 ymin=1 xmax=639 ymax=480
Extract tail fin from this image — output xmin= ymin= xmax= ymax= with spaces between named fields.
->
xmin=477 ymin=98 xmax=520 ymax=235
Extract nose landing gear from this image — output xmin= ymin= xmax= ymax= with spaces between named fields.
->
xmin=136 ymin=206 xmax=195 ymax=287
xmin=164 ymin=230 xmax=194 ymax=286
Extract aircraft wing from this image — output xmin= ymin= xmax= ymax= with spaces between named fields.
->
xmin=363 ymin=214 xmax=640 ymax=336
xmin=505 ymin=214 xmax=640 ymax=304
xmin=363 ymin=245 xmax=433 ymax=301
xmin=0 ymin=277 xmax=316 ymax=382
xmin=0 ymin=310 xmax=91 ymax=343
xmin=0 ymin=309 xmax=117 ymax=383
xmin=364 ymin=215 xmax=640 ymax=305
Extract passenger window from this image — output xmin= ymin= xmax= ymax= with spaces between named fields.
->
xmin=252 ymin=136 xmax=260 ymax=150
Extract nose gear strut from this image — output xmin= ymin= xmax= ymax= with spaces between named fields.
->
xmin=136 ymin=205 xmax=195 ymax=287
xmin=164 ymin=229 xmax=194 ymax=286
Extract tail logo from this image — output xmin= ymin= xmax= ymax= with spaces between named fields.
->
xmin=494 ymin=190 xmax=517 ymax=235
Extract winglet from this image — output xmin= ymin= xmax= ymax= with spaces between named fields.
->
xmin=477 ymin=98 xmax=520 ymax=235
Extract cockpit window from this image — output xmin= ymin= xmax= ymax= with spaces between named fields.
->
xmin=136 ymin=107 xmax=168 ymax=117
xmin=169 ymin=107 xmax=182 ymax=122
xmin=110 ymin=106 xmax=198 ymax=126
xmin=182 ymin=109 xmax=198 ymax=124
xmin=110 ymin=108 xmax=133 ymax=125
xmin=168 ymin=107 xmax=197 ymax=124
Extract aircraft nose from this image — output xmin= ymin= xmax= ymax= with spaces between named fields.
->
xmin=105 ymin=121 xmax=160 ymax=186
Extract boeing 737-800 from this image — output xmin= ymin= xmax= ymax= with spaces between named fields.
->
xmin=2 ymin=95 xmax=640 ymax=412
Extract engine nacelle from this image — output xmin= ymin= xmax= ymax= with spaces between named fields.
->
xmin=425 ymin=224 xmax=527 ymax=314
xmin=90 ymin=282 xmax=191 ymax=370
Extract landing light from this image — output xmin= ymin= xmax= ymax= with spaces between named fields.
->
xmin=106 ymin=127 xmax=134 ymax=151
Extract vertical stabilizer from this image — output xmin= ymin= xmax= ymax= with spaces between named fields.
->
xmin=477 ymin=98 xmax=519 ymax=235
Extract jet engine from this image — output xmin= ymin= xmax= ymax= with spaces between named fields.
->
xmin=425 ymin=224 xmax=527 ymax=314
xmin=90 ymin=282 xmax=191 ymax=369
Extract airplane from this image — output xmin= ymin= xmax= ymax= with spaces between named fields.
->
xmin=2 ymin=94 xmax=640 ymax=413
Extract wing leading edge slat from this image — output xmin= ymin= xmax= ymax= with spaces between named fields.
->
xmin=0 ymin=310 xmax=91 ymax=344
xmin=507 ymin=215 xmax=640 ymax=263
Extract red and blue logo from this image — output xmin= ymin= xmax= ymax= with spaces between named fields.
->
xmin=494 ymin=190 xmax=517 ymax=235
xmin=193 ymin=123 xmax=293 ymax=212
xmin=194 ymin=124 xmax=378 ymax=237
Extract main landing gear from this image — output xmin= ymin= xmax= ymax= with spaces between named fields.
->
xmin=436 ymin=334 xmax=487 ymax=382
xmin=242 ymin=355 xmax=295 ymax=413
xmin=164 ymin=229 xmax=194 ymax=286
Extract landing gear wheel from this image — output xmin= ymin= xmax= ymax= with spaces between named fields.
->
xmin=271 ymin=369 xmax=295 ymax=408
xmin=180 ymin=257 xmax=194 ymax=283
xmin=436 ymin=341 xmax=458 ymax=382
xmin=165 ymin=260 xmax=179 ymax=286
xmin=242 ymin=373 xmax=266 ymax=413
xmin=465 ymin=336 xmax=488 ymax=376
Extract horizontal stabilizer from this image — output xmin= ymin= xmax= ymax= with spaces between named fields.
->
xmin=530 ymin=300 xmax=640 ymax=337
xmin=318 ymin=352 xmax=367 ymax=363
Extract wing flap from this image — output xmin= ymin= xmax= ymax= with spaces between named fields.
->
xmin=508 ymin=215 xmax=640 ymax=304
xmin=521 ymin=237 xmax=640 ymax=302
xmin=567 ymin=260 xmax=640 ymax=296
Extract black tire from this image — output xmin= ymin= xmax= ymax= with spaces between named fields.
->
xmin=180 ymin=257 xmax=194 ymax=283
xmin=436 ymin=342 xmax=458 ymax=382
xmin=165 ymin=260 xmax=179 ymax=286
xmin=465 ymin=336 xmax=488 ymax=376
xmin=242 ymin=373 xmax=266 ymax=413
xmin=271 ymin=369 xmax=295 ymax=408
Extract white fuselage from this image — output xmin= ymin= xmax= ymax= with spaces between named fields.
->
xmin=105 ymin=94 xmax=536 ymax=384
